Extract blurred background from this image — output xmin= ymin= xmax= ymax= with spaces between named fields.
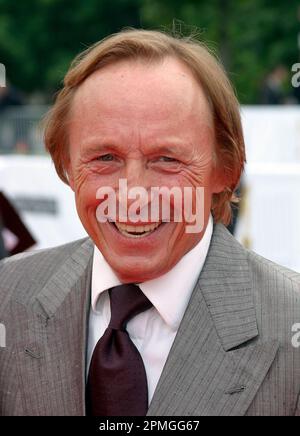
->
xmin=0 ymin=0 xmax=300 ymax=271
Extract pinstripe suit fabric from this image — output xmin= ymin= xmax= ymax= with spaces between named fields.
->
xmin=1 ymin=224 xmax=300 ymax=416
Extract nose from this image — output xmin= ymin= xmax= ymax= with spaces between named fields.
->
xmin=125 ymin=158 xmax=145 ymax=189
xmin=117 ymin=158 xmax=152 ymax=221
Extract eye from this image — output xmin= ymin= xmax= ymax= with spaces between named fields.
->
xmin=97 ymin=154 xmax=115 ymax=162
xmin=157 ymin=156 xmax=178 ymax=163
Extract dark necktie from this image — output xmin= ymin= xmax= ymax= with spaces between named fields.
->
xmin=86 ymin=283 xmax=153 ymax=416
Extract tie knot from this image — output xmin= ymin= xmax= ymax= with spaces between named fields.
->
xmin=108 ymin=284 xmax=152 ymax=330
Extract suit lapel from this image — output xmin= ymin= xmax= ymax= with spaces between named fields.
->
xmin=14 ymin=238 xmax=93 ymax=416
xmin=13 ymin=225 xmax=280 ymax=416
xmin=147 ymin=224 xmax=279 ymax=416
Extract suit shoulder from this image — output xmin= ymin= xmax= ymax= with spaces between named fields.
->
xmin=0 ymin=237 xmax=89 ymax=271
xmin=247 ymin=249 xmax=300 ymax=301
xmin=0 ymin=238 xmax=91 ymax=308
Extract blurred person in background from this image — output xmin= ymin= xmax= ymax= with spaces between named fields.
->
xmin=0 ymin=191 xmax=36 ymax=259
xmin=293 ymin=82 xmax=300 ymax=103
xmin=260 ymin=64 xmax=289 ymax=104
xmin=0 ymin=216 xmax=6 ymax=260
xmin=0 ymin=81 xmax=30 ymax=153
xmin=0 ymin=81 xmax=23 ymax=112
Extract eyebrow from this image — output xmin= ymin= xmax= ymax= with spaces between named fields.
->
xmin=80 ymin=142 xmax=121 ymax=157
xmin=80 ymin=138 xmax=188 ymax=158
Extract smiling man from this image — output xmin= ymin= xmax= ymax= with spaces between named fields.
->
xmin=67 ymin=56 xmax=222 ymax=283
xmin=1 ymin=29 xmax=300 ymax=416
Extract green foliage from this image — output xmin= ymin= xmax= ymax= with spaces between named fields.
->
xmin=0 ymin=0 xmax=141 ymax=95
xmin=141 ymin=0 xmax=299 ymax=103
xmin=0 ymin=0 xmax=298 ymax=103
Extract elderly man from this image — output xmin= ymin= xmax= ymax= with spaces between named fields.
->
xmin=0 ymin=29 xmax=300 ymax=417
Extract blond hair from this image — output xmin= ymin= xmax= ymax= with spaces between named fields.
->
xmin=44 ymin=28 xmax=245 ymax=225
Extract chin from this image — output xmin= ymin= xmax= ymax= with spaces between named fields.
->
xmin=105 ymin=255 xmax=166 ymax=283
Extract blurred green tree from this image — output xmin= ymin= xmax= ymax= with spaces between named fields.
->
xmin=0 ymin=0 xmax=298 ymax=103
xmin=141 ymin=0 xmax=299 ymax=103
xmin=0 ymin=0 xmax=141 ymax=96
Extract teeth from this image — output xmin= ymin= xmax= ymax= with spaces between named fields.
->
xmin=114 ymin=222 xmax=161 ymax=237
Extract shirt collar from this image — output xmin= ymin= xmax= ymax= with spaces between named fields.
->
xmin=91 ymin=214 xmax=213 ymax=331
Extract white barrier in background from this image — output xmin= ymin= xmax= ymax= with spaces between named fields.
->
xmin=236 ymin=107 xmax=300 ymax=272
xmin=0 ymin=155 xmax=87 ymax=250
xmin=241 ymin=106 xmax=300 ymax=164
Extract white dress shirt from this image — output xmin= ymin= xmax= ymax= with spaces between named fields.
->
xmin=87 ymin=214 xmax=213 ymax=405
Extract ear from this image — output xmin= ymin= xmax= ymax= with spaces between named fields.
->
xmin=211 ymin=162 xmax=228 ymax=194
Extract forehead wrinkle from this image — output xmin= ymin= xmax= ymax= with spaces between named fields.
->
xmin=72 ymin=57 xmax=213 ymax=124
xmin=69 ymin=58 xmax=215 ymax=160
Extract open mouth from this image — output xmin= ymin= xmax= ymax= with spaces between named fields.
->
xmin=111 ymin=221 xmax=163 ymax=238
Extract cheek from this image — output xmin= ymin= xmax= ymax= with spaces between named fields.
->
xmin=74 ymin=176 xmax=101 ymax=217
xmin=73 ymin=165 xmax=115 ymax=206
xmin=160 ymin=169 xmax=211 ymax=193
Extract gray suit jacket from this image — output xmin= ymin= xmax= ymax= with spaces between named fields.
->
xmin=1 ymin=223 xmax=300 ymax=416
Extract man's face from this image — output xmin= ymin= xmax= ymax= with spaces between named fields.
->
xmin=68 ymin=57 xmax=224 ymax=283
